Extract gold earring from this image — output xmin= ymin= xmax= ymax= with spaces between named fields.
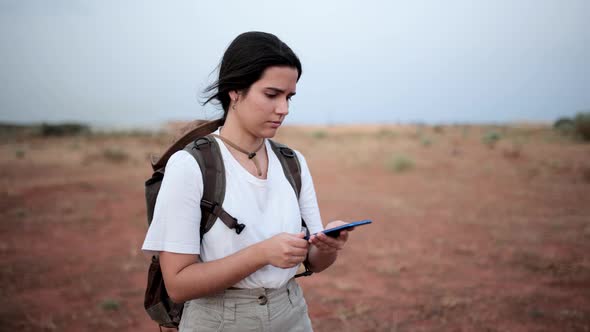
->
xmin=232 ymin=98 xmax=237 ymax=110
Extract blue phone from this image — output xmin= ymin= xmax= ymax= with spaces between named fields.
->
xmin=304 ymin=219 xmax=372 ymax=240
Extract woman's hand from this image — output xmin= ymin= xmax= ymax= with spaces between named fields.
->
xmin=259 ymin=232 xmax=309 ymax=269
xmin=308 ymin=220 xmax=353 ymax=254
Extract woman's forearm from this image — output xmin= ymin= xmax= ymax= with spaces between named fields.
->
xmin=162 ymin=244 xmax=268 ymax=303
xmin=307 ymin=246 xmax=338 ymax=273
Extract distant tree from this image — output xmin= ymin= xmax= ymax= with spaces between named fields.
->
xmin=574 ymin=111 xmax=590 ymax=141
xmin=40 ymin=123 xmax=90 ymax=136
xmin=553 ymin=117 xmax=575 ymax=134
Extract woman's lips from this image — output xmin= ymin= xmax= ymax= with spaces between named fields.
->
xmin=269 ymin=121 xmax=282 ymax=128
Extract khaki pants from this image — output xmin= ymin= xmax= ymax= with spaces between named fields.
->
xmin=179 ymin=279 xmax=313 ymax=332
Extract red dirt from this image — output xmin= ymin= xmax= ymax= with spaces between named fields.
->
xmin=1 ymin=124 xmax=589 ymax=331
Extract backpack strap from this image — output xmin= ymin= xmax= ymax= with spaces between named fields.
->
xmin=269 ymin=140 xmax=302 ymax=200
xmin=268 ymin=140 xmax=313 ymax=278
xmin=151 ymin=119 xmax=223 ymax=171
xmin=185 ymin=135 xmax=246 ymax=241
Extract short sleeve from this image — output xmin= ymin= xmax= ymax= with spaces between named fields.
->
xmin=295 ymin=150 xmax=324 ymax=234
xmin=141 ymin=150 xmax=203 ymax=256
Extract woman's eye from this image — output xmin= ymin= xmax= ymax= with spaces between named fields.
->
xmin=266 ymin=94 xmax=277 ymax=98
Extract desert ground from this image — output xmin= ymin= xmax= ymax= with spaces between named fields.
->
xmin=1 ymin=124 xmax=589 ymax=331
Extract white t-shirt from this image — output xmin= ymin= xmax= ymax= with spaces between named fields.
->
xmin=141 ymin=132 xmax=324 ymax=289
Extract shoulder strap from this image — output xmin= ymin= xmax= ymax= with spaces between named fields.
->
xmin=269 ymin=140 xmax=309 ymax=231
xmin=269 ymin=140 xmax=314 ymax=278
xmin=151 ymin=119 xmax=223 ymax=171
xmin=184 ymin=135 xmax=245 ymax=241
xmin=268 ymin=140 xmax=302 ymax=199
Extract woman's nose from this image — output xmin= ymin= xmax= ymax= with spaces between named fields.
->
xmin=275 ymin=99 xmax=289 ymax=115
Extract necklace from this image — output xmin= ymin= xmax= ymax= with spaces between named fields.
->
xmin=212 ymin=134 xmax=265 ymax=176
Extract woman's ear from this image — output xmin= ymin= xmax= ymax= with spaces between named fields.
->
xmin=228 ymin=90 xmax=240 ymax=111
xmin=228 ymin=90 xmax=239 ymax=103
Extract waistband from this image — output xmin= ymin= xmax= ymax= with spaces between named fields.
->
xmin=224 ymin=278 xmax=294 ymax=297
xmin=190 ymin=278 xmax=297 ymax=306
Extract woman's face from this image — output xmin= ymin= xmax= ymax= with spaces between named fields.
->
xmin=229 ymin=66 xmax=298 ymax=138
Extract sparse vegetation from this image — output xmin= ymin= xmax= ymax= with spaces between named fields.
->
xmin=420 ymin=136 xmax=432 ymax=147
xmin=376 ymin=128 xmax=397 ymax=139
xmin=554 ymin=117 xmax=575 ymax=135
xmin=482 ymin=131 xmax=501 ymax=149
xmin=102 ymin=147 xmax=129 ymax=163
xmin=386 ymin=154 xmax=415 ymax=173
xmin=310 ymin=130 xmax=328 ymax=139
xmin=574 ymin=112 xmax=590 ymax=141
xmin=3 ymin=123 xmax=590 ymax=332
xmin=15 ymin=148 xmax=25 ymax=159
xmin=433 ymin=125 xmax=444 ymax=134
xmin=553 ymin=112 xmax=590 ymax=141
xmin=100 ymin=298 xmax=121 ymax=311
xmin=40 ymin=123 xmax=91 ymax=137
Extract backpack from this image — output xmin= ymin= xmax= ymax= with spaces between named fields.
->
xmin=143 ymin=119 xmax=313 ymax=329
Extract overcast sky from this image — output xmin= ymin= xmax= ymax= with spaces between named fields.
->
xmin=1 ymin=0 xmax=589 ymax=128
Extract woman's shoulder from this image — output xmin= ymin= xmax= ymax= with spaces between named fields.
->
xmin=165 ymin=150 xmax=202 ymax=175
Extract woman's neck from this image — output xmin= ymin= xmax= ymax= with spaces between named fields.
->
xmin=219 ymin=119 xmax=264 ymax=152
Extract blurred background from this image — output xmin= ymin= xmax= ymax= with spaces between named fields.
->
xmin=1 ymin=1 xmax=589 ymax=331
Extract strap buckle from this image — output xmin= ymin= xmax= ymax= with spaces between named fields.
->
xmin=278 ymin=147 xmax=295 ymax=158
xmin=201 ymin=200 xmax=245 ymax=235
xmin=194 ymin=137 xmax=211 ymax=149
xmin=235 ymin=223 xmax=246 ymax=234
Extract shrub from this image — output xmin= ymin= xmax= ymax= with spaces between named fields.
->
xmin=100 ymin=299 xmax=121 ymax=311
xmin=386 ymin=154 xmax=415 ymax=173
xmin=102 ymin=147 xmax=129 ymax=163
xmin=311 ymin=130 xmax=327 ymax=139
xmin=574 ymin=112 xmax=590 ymax=141
xmin=376 ymin=128 xmax=397 ymax=139
xmin=553 ymin=117 xmax=575 ymax=134
xmin=40 ymin=123 xmax=90 ymax=136
xmin=433 ymin=125 xmax=444 ymax=134
xmin=482 ymin=131 xmax=501 ymax=149
xmin=15 ymin=148 xmax=25 ymax=159
xmin=420 ymin=136 xmax=432 ymax=147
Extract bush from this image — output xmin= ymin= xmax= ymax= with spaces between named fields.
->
xmin=102 ymin=147 xmax=129 ymax=163
xmin=311 ymin=130 xmax=327 ymax=139
xmin=15 ymin=148 xmax=25 ymax=159
xmin=376 ymin=128 xmax=397 ymax=139
xmin=433 ymin=125 xmax=444 ymax=134
xmin=420 ymin=136 xmax=432 ymax=147
xmin=574 ymin=112 xmax=590 ymax=141
xmin=386 ymin=154 xmax=415 ymax=173
xmin=100 ymin=298 xmax=121 ymax=311
xmin=482 ymin=131 xmax=501 ymax=149
xmin=553 ymin=117 xmax=575 ymax=134
xmin=40 ymin=123 xmax=90 ymax=136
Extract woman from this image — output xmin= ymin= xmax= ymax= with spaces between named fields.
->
xmin=142 ymin=31 xmax=353 ymax=332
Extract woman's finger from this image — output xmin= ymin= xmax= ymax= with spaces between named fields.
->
xmin=317 ymin=233 xmax=342 ymax=246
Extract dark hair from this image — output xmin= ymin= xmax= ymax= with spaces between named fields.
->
xmin=203 ymin=31 xmax=302 ymax=122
